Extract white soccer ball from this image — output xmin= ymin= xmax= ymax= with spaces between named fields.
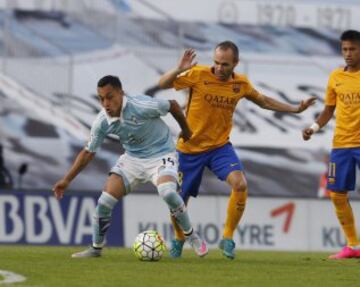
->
xmin=132 ymin=230 xmax=166 ymax=261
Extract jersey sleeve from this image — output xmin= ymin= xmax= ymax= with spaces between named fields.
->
xmin=132 ymin=95 xmax=171 ymax=118
xmin=173 ymin=67 xmax=200 ymax=90
xmin=325 ymin=72 xmax=336 ymax=106
xmin=85 ymin=116 xmax=107 ymax=153
xmin=242 ymin=76 xmax=262 ymax=101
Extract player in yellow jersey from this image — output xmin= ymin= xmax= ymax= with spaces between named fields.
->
xmin=159 ymin=41 xmax=316 ymax=259
xmin=303 ymin=30 xmax=360 ymax=259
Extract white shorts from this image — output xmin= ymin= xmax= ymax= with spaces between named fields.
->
xmin=110 ymin=152 xmax=178 ymax=194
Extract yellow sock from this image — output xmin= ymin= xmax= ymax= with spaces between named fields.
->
xmin=330 ymin=191 xmax=359 ymax=247
xmin=223 ymin=189 xmax=247 ymax=239
xmin=171 ymin=215 xmax=186 ymax=241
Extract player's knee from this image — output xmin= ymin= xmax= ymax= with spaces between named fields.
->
xmin=158 ymin=182 xmax=184 ymax=210
xmin=330 ymin=191 xmax=348 ymax=206
xmin=231 ymin=179 xmax=247 ymax=193
xmin=105 ymin=174 xmax=128 ymax=196
xmin=157 ymin=182 xmax=177 ymax=197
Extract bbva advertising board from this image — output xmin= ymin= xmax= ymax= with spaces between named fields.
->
xmin=0 ymin=190 xmax=123 ymax=246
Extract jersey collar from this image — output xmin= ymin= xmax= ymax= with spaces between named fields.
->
xmin=210 ymin=67 xmax=235 ymax=81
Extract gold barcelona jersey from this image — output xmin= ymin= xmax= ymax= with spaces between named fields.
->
xmin=325 ymin=67 xmax=360 ymax=148
xmin=173 ymin=65 xmax=261 ymax=153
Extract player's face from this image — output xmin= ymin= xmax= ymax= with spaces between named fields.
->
xmin=97 ymin=84 xmax=123 ymax=117
xmin=341 ymin=40 xmax=360 ymax=69
xmin=213 ymin=48 xmax=238 ymax=81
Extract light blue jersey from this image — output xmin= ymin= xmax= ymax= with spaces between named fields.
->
xmin=85 ymin=95 xmax=175 ymax=158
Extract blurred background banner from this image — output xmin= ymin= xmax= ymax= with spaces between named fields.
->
xmin=0 ymin=0 xmax=360 ymax=251
xmin=124 ymin=194 xmax=355 ymax=252
xmin=0 ymin=190 xmax=124 ymax=246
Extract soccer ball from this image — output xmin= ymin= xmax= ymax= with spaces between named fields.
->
xmin=133 ymin=230 xmax=166 ymax=261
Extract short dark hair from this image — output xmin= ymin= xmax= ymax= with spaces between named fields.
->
xmin=97 ymin=75 xmax=122 ymax=89
xmin=340 ymin=30 xmax=360 ymax=43
xmin=216 ymin=41 xmax=239 ymax=62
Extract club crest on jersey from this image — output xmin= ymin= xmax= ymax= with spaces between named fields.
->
xmin=233 ymin=83 xmax=241 ymax=93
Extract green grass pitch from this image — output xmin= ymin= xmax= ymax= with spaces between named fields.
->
xmin=1 ymin=246 xmax=360 ymax=287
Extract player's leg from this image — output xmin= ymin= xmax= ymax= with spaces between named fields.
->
xmin=168 ymin=151 xmax=206 ymax=257
xmin=224 ymin=171 xmax=247 ymax=238
xmin=72 ymin=173 xmax=126 ymax=258
xmin=209 ymin=143 xmax=246 ymax=259
xmin=169 ymin=195 xmax=189 ymax=257
xmin=158 ymin=177 xmax=207 ymax=257
xmin=72 ymin=154 xmax=135 ymax=258
xmin=327 ymin=148 xmax=360 ymax=259
xmin=154 ymin=153 xmax=208 ymax=257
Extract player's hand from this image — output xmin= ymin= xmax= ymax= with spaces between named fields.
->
xmin=296 ymin=97 xmax=317 ymax=113
xmin=177 ymin=49 xmax=197 ymax=72
xmin=52 ymin=179 xmax=69 ymax=200
xmin=179 ymin=128 xmax=193 ymax=142
xmin=302 ymin=127 xmax=314 ymax=141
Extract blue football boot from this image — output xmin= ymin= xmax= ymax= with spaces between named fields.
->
xmin=219 ymin=239 xmax=236 ymax=259
xmin=169 ymin=239 xmax=185 ymax=258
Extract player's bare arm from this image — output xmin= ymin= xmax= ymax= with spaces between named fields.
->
xmin=169 ymin=99 xmax=192 ymax=142
xmin=302 ymin=105 xmax=335 ymax=141
xmin=52 ymin=149 xmax=95 ymax=200
xmin=158 ymin=48 xmax=197 ymax=89
xmin=246 ymin=92 xmax=316 ymax=113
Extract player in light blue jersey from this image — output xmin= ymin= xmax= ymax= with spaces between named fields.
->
xmin=86 ymin=94 xmax=176 ymax=159
xmin=52 ymin=75 xmax=208 ymax=258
